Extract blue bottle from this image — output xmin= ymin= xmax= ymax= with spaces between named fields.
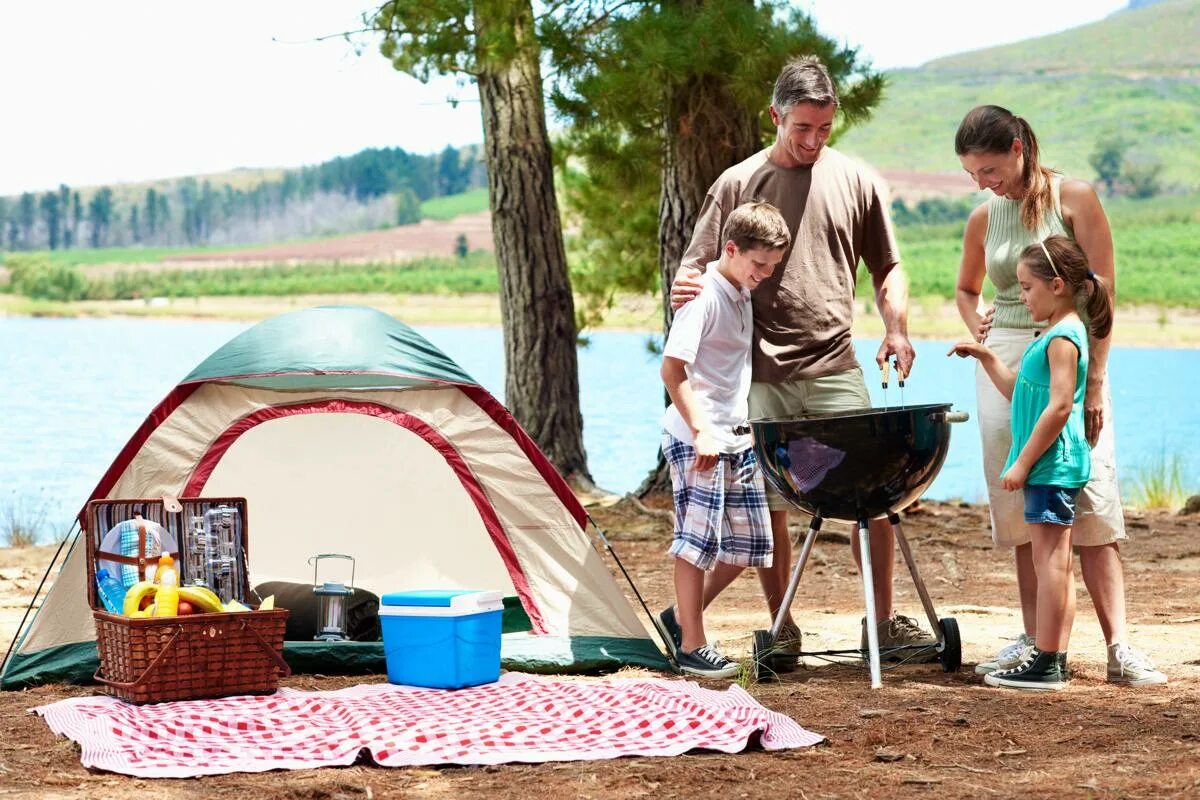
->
xmin=95 ymin=568 xmax=127 ymax=614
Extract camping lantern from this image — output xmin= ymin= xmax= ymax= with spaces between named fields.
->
xmin=309 ymin=554 xmax=356 ymax=641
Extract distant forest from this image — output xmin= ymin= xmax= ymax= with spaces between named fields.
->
xmin=0 ymin=145 xmax=486 ymax=252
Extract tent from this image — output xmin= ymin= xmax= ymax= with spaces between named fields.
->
xmin=3 ymin=305 xmax=668 ymax=688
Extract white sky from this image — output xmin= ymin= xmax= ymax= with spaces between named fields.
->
xmin=0 ymin=0 xmax=1127 ymax=196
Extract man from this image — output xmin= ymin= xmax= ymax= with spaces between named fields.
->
xmin=669 ymin=55 xmax=938 ymax=660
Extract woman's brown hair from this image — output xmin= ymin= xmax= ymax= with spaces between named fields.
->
xmin=955 ymin=105 xmax=1056 ymax=232
xmin=1019 ymin=235 xmax=1113 ymax=340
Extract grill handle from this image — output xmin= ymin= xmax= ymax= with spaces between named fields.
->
xmin=939 ymin=411 xmax=970 ymax=424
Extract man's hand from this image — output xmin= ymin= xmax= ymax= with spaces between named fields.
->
xmin=670 ymin=266 xmax=704 ymax=310
xmin=875 ymin=332 xmax=916 ymax=378
xmin=692 ymin=429 xmax=719 ymax=472
xmin=1084 ymin=378 xmax=1105 ymax=446
xmin=1000 ymin=462 xmax=1028 ymax=491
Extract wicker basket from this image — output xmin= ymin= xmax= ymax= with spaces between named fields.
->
xmin=93 ymin=608 xmax=290 ymax=704
xmin=86 ymin=497 xmax=291 ymax=704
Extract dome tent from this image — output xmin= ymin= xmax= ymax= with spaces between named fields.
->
xmin=3 ymin=306 xmax=667 ymax=688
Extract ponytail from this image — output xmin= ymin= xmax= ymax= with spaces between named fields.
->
xmin=1083 ymin=272 xmax=1114 ymax=341
xmin=1013 ymin=117 xmax=1055 ymax=233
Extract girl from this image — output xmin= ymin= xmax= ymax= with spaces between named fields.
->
xmin=950 ymin=235 xmax=1113 ymax=691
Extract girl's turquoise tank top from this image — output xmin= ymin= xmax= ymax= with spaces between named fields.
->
xmin=984 ymin=175 xmax=1071 ymax=330
xmin=1005 ymin=316 xmax=1091 ymax=489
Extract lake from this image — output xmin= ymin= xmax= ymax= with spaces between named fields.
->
xmin=2 ymin=316 xmax=1197 ymax=539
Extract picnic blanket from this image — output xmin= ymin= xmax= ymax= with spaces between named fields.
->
xmin=32 ymin=673 xmax=823 ymax=778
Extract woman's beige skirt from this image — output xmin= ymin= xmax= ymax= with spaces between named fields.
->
xmin=976 ymin=327 xmax=1127 ymax=547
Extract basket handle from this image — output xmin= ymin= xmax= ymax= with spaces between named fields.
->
xmin=241 ymin=617 xmax=292 ymax=677
xmin=93 ymin=626 xmax=182 ymax=690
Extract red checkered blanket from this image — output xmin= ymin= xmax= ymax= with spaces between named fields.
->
xmin=32 ymin=673 xmax=823 ymax=777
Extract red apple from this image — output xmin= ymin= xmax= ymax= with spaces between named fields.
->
xmin=177 ymin=600 xmax=196 ymax=616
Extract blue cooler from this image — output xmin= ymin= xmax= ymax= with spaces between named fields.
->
xmin=379 ymin=589 xmax=504 ymax=689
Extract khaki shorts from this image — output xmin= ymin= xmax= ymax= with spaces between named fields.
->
xmin=748 ymin=367 xmax=871 ymax=512
xmin=977 ymin=328 xmax=1126 ymax=547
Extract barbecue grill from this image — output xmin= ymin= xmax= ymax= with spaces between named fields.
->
xmin=741 ymin=398 xmax=970 ymax=688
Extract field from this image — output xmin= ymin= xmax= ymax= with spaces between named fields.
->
xmin=2 ymin=498 xmax=1199 ymax=798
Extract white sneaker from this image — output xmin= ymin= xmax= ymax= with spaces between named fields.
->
xmin=1107 ymin=643 xmax=1167 ymax=686
xmin=975 ymin=632 xmax=1035 ymax=675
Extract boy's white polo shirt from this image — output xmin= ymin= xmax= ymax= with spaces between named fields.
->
xmin=661 ymin=264 xmax=753 ymax=453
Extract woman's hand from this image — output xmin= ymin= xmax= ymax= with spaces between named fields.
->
xmin=670 ymin=266 xmax=704 ymax=310
xmin=1084 ymin=378 xmax=1105 ymax=446
xmin=1001 ymin=462 xmax=1028 ymax=491
xmin=971 ymin=306 xmax=995 ymax=343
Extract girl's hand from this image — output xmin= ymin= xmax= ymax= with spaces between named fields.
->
xmin=947 ymin=339 xmax=987 ymax=360
xmin=973 ymin=306 xmax=995 ymax=343
xmin=692 ymin=430 xmax=719 ymax=473
xmin=1001 ymin=463 xmax=1028 ymax=491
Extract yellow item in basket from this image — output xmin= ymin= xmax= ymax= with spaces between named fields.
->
xmin=259 ymin=595 xmax=275 ymax=611
xmin=122 ymin=582 xmax=158 ymax=616
xmin=223 ymin=599 xmax=251 ymax=612
xmin=152 ymin=552 xmax=179 ymax=617
xmin=178 ymin=585 xmax=223 ymax=614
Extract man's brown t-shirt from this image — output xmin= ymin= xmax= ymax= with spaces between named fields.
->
xmin=680 ymin=146 xmax=900 ymax=383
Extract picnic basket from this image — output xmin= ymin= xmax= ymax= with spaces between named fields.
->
xmin=85 ymin=497 xmax=290 ymax=704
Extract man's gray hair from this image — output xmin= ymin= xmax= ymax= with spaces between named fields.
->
xmin=772 ymin=56 xmax=838 ymax=114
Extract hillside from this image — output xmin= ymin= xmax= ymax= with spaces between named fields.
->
xmin=836 ymin=0 xmax=1200 ymax=189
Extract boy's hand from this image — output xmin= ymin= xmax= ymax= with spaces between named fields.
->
xmin=947 ymin=339 xmax=987 ymax=360
xmin=670 ymin=266 xmax=704 ymax=310
xmin=692 ymin=430 xmax=719 ymax=472
xmin=1000 ymin=462 xmax=1028 ymax=491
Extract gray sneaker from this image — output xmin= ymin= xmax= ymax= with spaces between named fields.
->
xmin=1107 ymin=643 xmax=1167 ymax=686
xmin=975 ymin=632 xmax=1036 ymax=675
xmin=861 ymin=613 xmax=939 ymax=663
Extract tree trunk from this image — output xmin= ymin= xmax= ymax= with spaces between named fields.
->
xmin=638 ymin=73 xmax=760 ymax=497
xmin=475 ymin=2 xmax=593 ymax=486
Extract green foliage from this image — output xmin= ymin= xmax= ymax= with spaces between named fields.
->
xmin=395 ymin=187 xmax=423 ymax=225
xmin=87 ymin=253 xmax=499 ymax=299
xmin=1125 ymin=449 xmax=1189 ymax=511
xmin=890 ymin=196 xmax=977 ymax=226
xmin=1123 ymin=160 xmax=1165 ymax=199
xmin=454 ymin=233 xmax=470 ymax=259
xmin=3 ymin=491 xmax=50 ymax=548
xmin=419 ymin=188 xmax=490 ymax=220
xmin=1089 ymin=134 xmax=1129 ymax=196
xmin=4 ymin=253 xmax=89 ymax=301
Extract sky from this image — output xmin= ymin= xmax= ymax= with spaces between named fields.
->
xmin=0 ymin=0 xmax=1128 ymax=196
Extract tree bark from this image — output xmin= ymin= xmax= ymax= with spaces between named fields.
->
xmin=475 ymin=3 xmax=592 ymax=486
xmin=638 ymin=72 xmax=760 ymax=496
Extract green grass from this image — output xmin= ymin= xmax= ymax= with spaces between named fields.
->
xmin=1125 ymin=450 xmax=1190 ymax=511
xmin=3 ymin=491 xmax=50 ymax=547
xmin=87 ymin=253 xmax=499 ymax=299
xmin=419 ymin=188 xmax=490 ymax=221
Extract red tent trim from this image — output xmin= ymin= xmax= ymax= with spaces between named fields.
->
xmin=180 ymin=398 xmax=548 ymax=635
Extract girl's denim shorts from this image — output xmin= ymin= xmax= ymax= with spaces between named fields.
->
xmin=1023 ymin=484 xmax=1082 ymax=526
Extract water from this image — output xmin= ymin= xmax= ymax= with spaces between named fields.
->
xmin=2 ymin=316 xmax=1197 ymax=537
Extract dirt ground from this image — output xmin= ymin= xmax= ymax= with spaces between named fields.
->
xmin=2 ymin=498 xmax=1199 ymax=799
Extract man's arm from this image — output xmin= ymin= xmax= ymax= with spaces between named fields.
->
xmin=872 ymin=263 xmax=916 ymax=377
xmin=670 ymin=193 xmax=726 ymax=310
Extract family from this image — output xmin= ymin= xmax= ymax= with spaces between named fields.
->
xmin=653 ymin=55 xmax=1166 ymax=691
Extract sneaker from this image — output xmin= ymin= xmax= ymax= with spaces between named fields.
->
xmin=984 ymin=647 xmax=1068 ymax=691
xmin=1107 ymin=643 xmax=1167 ymax=686
xmin=861 ymin=613 xmax=940 ymax=663
xmin=656 ymin=606 xmax=683 ymax=654
xmin=676 ymin=644 xmax=740 ymax=679
xmin=975 ymin=632 xmax=1036 ymax=675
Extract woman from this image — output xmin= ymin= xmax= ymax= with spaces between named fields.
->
xmin=953 ymin=104 xmax=1165 ymax=686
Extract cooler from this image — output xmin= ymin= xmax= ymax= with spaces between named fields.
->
xmin=379 ymin=589 xmax=504 ymax=689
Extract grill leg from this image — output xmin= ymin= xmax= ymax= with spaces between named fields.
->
xmin=858 ymin=517 xmax=883 ymax=689
xmin=768 ymin=516 xmax=823 ymax=641
xmin=890 ymin=514 xmax=943 ymax=644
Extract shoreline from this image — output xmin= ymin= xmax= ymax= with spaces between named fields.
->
xmin=3 ymin=292 xmax=1200 ymax=347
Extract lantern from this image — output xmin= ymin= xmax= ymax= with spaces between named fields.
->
xmin=309 ymin=554 xmax=355 ymax=642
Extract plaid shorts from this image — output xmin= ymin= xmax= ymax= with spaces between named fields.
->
xmin=662 ymin=432 xmax=772 ymax=570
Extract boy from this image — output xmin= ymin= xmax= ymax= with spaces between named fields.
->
xmin=656 ymin=201 xmax=791 ymax=678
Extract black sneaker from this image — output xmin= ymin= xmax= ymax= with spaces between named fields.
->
xmin=676 ymin=644 xmax=740 ymax=679
xmin=657 ymin=606 xmax=683 ymax=654
xmin=983 ymin=648 xmax=1068 ymax=691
